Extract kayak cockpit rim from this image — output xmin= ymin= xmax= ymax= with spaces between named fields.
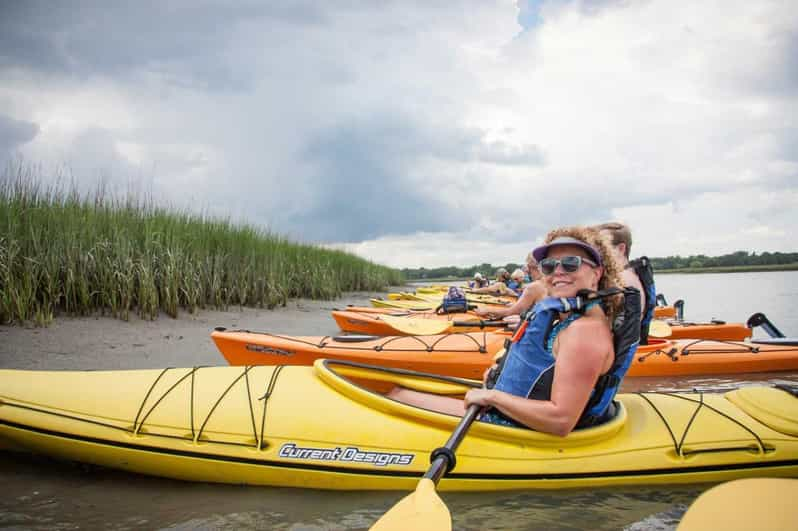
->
xmin=314 ymin=358 xmax=629 ymax=447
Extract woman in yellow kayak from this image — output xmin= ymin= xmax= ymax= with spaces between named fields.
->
xmin=388 ymin=226 xmax=626 ymax=436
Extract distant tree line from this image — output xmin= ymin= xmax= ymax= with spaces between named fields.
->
xmin=401 ymin=251 xmax=798 ymax=280
xmin=649 ymin=251 xmax=798 ymax=270
xmin=402 ymin=262 xmax=522 ymax=281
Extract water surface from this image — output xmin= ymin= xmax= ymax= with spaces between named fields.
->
xmin=2 ymin=272 xmax=796 ymax=530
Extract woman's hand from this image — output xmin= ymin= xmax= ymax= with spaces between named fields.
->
xmin=475 ymin=308 xmax=502 ymax=320
xmin=465 ymin=388 xmax=494 ymax=408
xmin=482 ymin=363 xmax=498 ymax=383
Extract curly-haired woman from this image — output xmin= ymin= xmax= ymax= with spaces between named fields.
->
xmin=387 ymin=226 xmax=630 ymax=436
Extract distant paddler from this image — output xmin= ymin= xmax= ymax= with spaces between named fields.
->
xmin=594 ymin=221 xmax=658 ymax=343
xmin=474 ymin=251 xmax=546 ymax=325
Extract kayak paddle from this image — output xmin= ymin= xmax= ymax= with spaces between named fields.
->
xmin=370 ymin=403 xmax=482 ymax=531
xmin=648 ymin=320 xmax=673 ymax=338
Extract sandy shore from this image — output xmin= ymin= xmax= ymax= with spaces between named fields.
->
xmin=0 ymin=289 xmax=405 ymax=371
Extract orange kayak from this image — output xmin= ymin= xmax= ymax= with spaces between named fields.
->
xmin=211 ymin=329 xmax=798 ymax=378
xmin=331 ymin=308 xmax=752 ymax=341
xmin=212 ymin=329 xmax=505 ymax=380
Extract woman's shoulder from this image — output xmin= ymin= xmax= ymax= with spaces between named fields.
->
xmin=561 ymin=312 xmax=612 ymax=343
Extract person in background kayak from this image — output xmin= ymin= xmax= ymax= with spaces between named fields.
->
xmin=475 ymin=253 xmax=546 ymax=324
xmin=468 ymin=272 xmax=489 ymax=289
xmin=594 ymin=221 xmax=656 ymax=343
xmin=468 ymin=267 xmax=514 ymax=296
xmin=388 ymin=226 xmax=626 ymax=436
xmin=594 ymin=222 xmax=644 ymax=317
xmin=507 ymin=268 xmax=526 ymax=296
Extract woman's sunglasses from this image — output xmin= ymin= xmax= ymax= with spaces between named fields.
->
xmin=539 ymin=255 xmax=597 ymax=275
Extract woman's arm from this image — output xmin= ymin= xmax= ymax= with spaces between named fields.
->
xmin=465 ymin=317 xmax=612 ymax=436
xmin=475 ymin=282 xmax=546 ymax=319
xmin=468 ymin=284 xmax=506 ymax=296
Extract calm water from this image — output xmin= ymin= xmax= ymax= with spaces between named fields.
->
xmin=2 ymin=272 xmax=796 ymax=530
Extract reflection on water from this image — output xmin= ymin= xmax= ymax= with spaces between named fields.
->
xmin=0 ymin=452 xmax=706 ymax=531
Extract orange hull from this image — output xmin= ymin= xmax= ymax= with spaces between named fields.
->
xmin=211 ymin=330 xmax=798 ymax=378
xmin=212 ymin=330 xmax=506 ymax=380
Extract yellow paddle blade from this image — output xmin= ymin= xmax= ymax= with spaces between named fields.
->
xmin=370 ymin=478 xmax=451 ymax=531
xmin=380 ymin=314 xmax=453 ymax=335
xmin=676 ymin=478 xmax=798 ymax=531
xmin=648 ymin=320 xmax=673 ymax=338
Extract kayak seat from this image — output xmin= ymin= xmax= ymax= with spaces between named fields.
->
xmin=751 ymin=337 xmax=798 ymax=347
xmin=725 ymin=386 xmax=798 ymax=436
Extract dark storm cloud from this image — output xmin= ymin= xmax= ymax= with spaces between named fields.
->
xmin=284 ymin=118 xmax=461 ymax=242
xmin=0 ymin=1 xmax=328 ymax=90
xmin=0 ymin=114 xmax=40 ymax=157
xmin=278 ymin=114 xmax=550 ymax=243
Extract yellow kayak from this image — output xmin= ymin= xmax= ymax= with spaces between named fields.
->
xmin=0 ymin=360 xmax=796 ymax=491
xmin=371 ymin=297 xmax=511 ymax=312
xmin=677 ymin=478 xmax=798 ymax=530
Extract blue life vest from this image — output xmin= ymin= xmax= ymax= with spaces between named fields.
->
xmin=628 ymin=257 xmax=656 ymax=345
xmin=506 ymin=280 xmax=523 ymax=296
xmin=483 ymin=287 xmax=641 ymax=429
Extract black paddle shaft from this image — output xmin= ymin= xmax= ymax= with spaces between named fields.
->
xmin=423 ymin=404 xmax=482 ymax=485
xmin=452 ymin=320 xmax=506 ymax=328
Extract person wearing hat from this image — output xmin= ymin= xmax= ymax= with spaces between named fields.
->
xmin=495 ymin=267 xmax=511 ymax=284
xmin=468 ymin=267 xmax=517 ymax=297
xmin=468 ymin=272 xmax=489 ymax=289
xmin=507 ymin=268 xmax=526 ymax=295
xmin=475 ymin=253 xmax=545 ymax=323
xmin=387 ymin=226 xmax=630 ymax=436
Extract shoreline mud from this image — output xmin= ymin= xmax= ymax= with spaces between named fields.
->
xmin=0 ymin=289 xmax=406 ymax=371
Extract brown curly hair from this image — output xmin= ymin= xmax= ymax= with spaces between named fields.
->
xmin=541 ymin=225 xmax=625 ymax=322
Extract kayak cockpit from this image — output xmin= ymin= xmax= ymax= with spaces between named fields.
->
xmin=314 ymin=358 xmax=628 ymax=447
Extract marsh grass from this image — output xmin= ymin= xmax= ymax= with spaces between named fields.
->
xmin=0 ymin=169 xmax=403 ymax=325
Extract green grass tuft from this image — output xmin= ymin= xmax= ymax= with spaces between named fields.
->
xmin=0 ymin=166 xmax=403 ymax=325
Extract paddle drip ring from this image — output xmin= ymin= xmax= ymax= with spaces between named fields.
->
xmin=430 ymin=446 xmax=457 ymax=474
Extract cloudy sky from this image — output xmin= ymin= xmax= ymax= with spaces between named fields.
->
xmin=1 ymin=0 xmax=796 ymax=268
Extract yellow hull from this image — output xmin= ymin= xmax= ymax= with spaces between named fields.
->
xmin=0 ymin=361 xmax=796 ymax=491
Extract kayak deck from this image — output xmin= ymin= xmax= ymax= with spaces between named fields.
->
xmin=0 ymin=361 xmax=796 ymax=491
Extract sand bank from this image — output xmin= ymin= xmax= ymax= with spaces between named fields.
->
xmin=0 ymin=289 xmax=403 ymax=370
